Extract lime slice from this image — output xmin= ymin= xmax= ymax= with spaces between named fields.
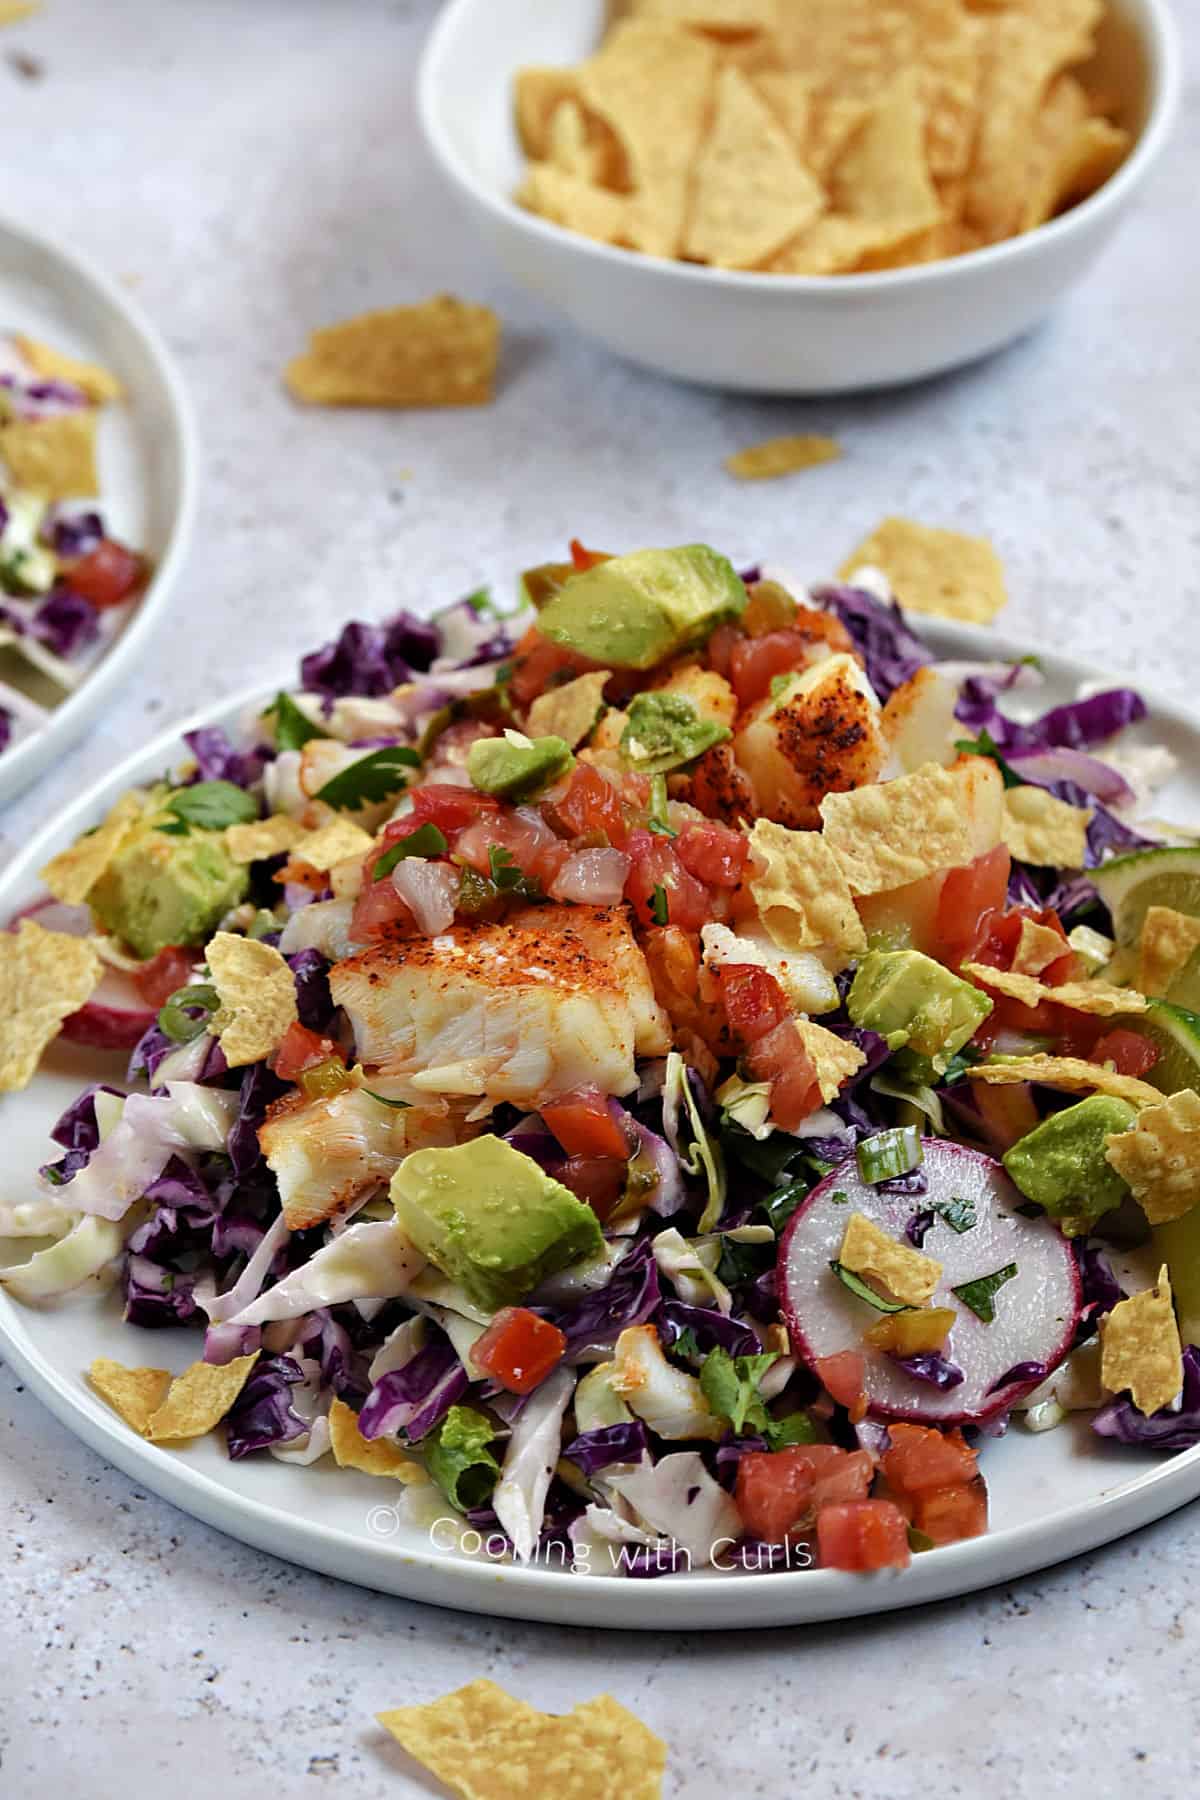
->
xmin=1165 ymin=948 xmax=1200 ymax=1014
xmin=1092 ymin=847 xmax=1200 ymax=946
xmin=1127 ymin=998 xmax=1200 ymax=1097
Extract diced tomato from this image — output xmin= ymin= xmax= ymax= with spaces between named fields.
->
xmin=568 ymin=538 xmax=609 ymax=572
xmin=935 ymin=846 xmax=1013 ymax=965
xmin=812 ymin=1350 xmax=867 ymax=1411
xmin=809 ymin=1447 xmax=874 ymax=1509
xmin=735 ymin=1448 xmax=817 ymax=1543
xmin=729 ymin=628 xmax=815 ymax=709
xmin=407 ymin=784 xmax=502 ymax=837
xmin=349 ymin=872 xmax=414 ymax=942
xmin=705 ymin=621 xmax=744 ymax=681
xmin=130 ymin=945 xmax=196 ymax=1008
xmin=675 ymin=820 xmax=749 ymax=889
xmin=555 ymin=1154 xmax=628 ymax=1222
xmin=717 ymin=963 xmax=792 ymax=1043
xmin=507 ymin=626 xmax=598 ymax=707
xmin=550 ymin=762 xmax=629 ymax=848
xmin=1090 ymin=1027 xmax=1159 ymax=1079
xmin=62 ymin=538 xmax=144 ymax=608
xmin=275 ymin=1020 xmax=341 ymax=1082
xmin=880 ymin=1422 xmax=978 ymax=1497
xmin=744 ymin=1016 xmax=822 ymax=1131
xmin=455 ymin=807 xmax=570 ymax=888
xmin=910 ymin=1477 xmax=989 ymax=1546
xmin=541 ymin=1085 xmax=632 ymax=1160
xmin=817 ymin=1500 xmax=911 ymax=1571
xmin=624 ymin=829 xmax=711 ymax=932
xmin=472 ymin=1306 xmax=568 ymax=1395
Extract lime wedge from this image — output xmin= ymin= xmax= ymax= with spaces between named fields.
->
xmin=1092 ymin=847 xmax=1200 ymax=946
xmin=1165 ymin=948 xmax=1200 ymax=1014
xmin=1127 ymin=998 xmax=1200 ymax=1097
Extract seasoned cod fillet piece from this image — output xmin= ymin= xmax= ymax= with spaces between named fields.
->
xmin=329 ymin=905 xmax=670 ymax=1105
xmin=259 ymin=1086 xmax=461 ymax=1229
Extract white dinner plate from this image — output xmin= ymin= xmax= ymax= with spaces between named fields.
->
xmin=0 ymin=210 xmax=196 ymax=804
xmin=2 ymin=619 xmax=1198 ymax=1629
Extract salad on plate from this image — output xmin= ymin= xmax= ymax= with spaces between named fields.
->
xmin=4 ymin=539 xmax=1200 ymax=1579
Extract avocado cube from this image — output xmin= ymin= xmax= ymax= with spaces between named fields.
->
xmin=1003 ymin=1095 xmax=1137 ymax=1229
xmin=467 ymin=733 xmax=574 ymax=801
xmin=392 ymin=1136 xmax=603 ymax=1312
xmin=536 ymin=545 xmax=746 ymax=670
xmin=88 ymin=809 xmax=250 ymax=958
xmin=848 ymin=949 xmax=992 ymax=1072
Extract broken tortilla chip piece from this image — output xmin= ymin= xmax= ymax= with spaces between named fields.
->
xmin=291 ymin=819 xmax=374 ymax=873
xmin=377 ymin=1679 xmax=666 ymax=1800
xmin=820 ymin=759 xmax=999 ymax=897
xmin=0 ymin=409 xmax=99 ymax=498
xmin=839 ymin=517 xmax=1007 ymax=624
xmin=968 ymin=1055 xmax=1161 ymax=1109
xmin=88 ymin=1358 xmax=173 ymax=1435
xmin=1100 ymin=1266 xmax=1182 ymax=1417
xmin=0 ymin=919 xmax=102 ymax=1092
xmin=206 ymin=931 xmax=298 ymax=1068
xmin=329 ymin=1397 xmax=430 ymax=1483
xmin=284 ymin=296 xmax=500 ymax=409
xmin=962 ymin=963 xmax=1146 ymax=1018
xmin=13 ymin=334 xmax=124 ymax=404
xmin=797 ymin=1018 xmax=867 ymax=1102
xmin=1010 ymin=916 xmax=1072 ymax=978
xmin=839 ymin=1211 xmax=942 ymax=1307
xmin=832 ymin=70 xmax=942 ymax=234
xmin=518 ymin=164 xmax=632 ymax=246
xmin=0 ymin=1 xmax=40 ymax=22
xmin=1136 ymin=906 xmax=1200 ymax=1000
xmin=224 ymin=813 xmax=306 ymax=864
xmin=514 ymin=67 xmax=582 ymax=158
xmin=684 ymin=64 xmax=825 ymax=270
xmin=1002 ymin=785 xmax=1091 ymax=868
xmin=746 ymin=818 xmax=866 ymax=955
xmin=527 ymin=670 xmax=611 ymax=748
xmin=145 ymin=1353 xmax=259 ymax=1442
xmin=725 ymin=434 xmax=841 ymax=480
xmin=39 ymin=791 xmax=146 ymax=905
xmin=1105 ymin=1090 xmax=1200 ymax=1227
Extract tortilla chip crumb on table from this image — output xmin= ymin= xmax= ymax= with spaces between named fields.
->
xmin=839 ymin=516 xmax=1007 ymax=623
xmin=0 ymin=1 xmax=40 ymax=22
xmin=725 ymin=433 xmax=841 ymax=480
xmin=0 ymin=409 xmax=100 ymax=499
xmin=513 ymin=0 xmax=1126 ymax=274
xmin=0 ymin=919 xmax=102 ymax=1092
xmin=376 ymin=1679 xmax=667 ymax=1800
xmin=284 ymin=295 xmax=500 ymax=408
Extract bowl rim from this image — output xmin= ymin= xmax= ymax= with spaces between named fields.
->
xmin=0 ymin=207 xmax=198 ymax=805
xmin=417 ymin=0 xmax=1182 ymax=296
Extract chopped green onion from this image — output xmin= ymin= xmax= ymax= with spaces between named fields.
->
xmin=952 ymin=1262 xmax=1018 ymax=1323
xmin=828 ymin=1260 xmax=912 ymax=1313
xmin=372 ymin=823 xmax=449 ymax=881
xmin=934 ymin=1196 xmax=977 ymax=1234
xmin=647 ymin=773 xmax=676 ymax=836
xmin=855 ymin=1126 xmax=924 ymax=1186
xmin=650 ymin=883 xmax=669 ymax=925
xmin=158 ymin=983 xmax=220 ymax=1044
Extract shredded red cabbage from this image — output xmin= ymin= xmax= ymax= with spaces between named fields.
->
xmin=225 ymin=1354 xmax=309 ymax=1459
xmin=299 ymin=611 xmax=441 ymax=702
xmin=562 ymin=1420 xmax=651 ymax=1474
xmin=812 ymin=584 xmax=931 ymax=703
xmin=1093 ymin=1346 xmax=1200 ymax=1450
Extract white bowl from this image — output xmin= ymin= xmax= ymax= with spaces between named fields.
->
xmin=0 ymin=211 xmax=197 ymax=805
xmin=418 ymin=0 xmax=1181 ymax=394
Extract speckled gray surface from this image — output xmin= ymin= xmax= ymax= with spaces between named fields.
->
xmin=1 ymin=1 xmax=1198 ymax=1795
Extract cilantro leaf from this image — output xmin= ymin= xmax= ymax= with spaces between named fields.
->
xmin=667 ymin=1326 xmax=704 ymax=1365
xmin=828 ymin=1260 xmax=912 ymax=1313
xmin=315 ymin=745 xmax=421 ymax=811
xmin=160 ymin=780 xmax=258 ymax=834
xmin=765 ymin=1411 xmax=818 ymax=1450
xmin=952 ymin=1262 xmax=1018 ymax=1323
xmin=699 ymin=1347 xmax=778 ymax=1436
xmin=488 ymin=844 xmax=542 ymax=898
xmin=267 ymin=690 xmax=323 ymax=752
xmin=934 ymin=1196 xmax=977 ymax=1234
xmin=372 ymin=822 xmax=449 ymax=881
xmin=955 ymin=731 xmax=1024 ymax=790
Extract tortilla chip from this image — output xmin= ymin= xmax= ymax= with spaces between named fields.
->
xmin=329 ymin=1396 xmax=429 ymax=1483
xmin=0 ymin=2 xmax=40 ymax=21
xmin=820 ymin=759 xmax=996 ymax=897
xmin=747 ymin=818 xmax=866 ymax=955
xmin=284 ymin=296 xmax=500 ymax=409
xmin=292 ymin=819 xmax=374 ymax=873
xmin=832 ymin=70 xmax=942 ymax=234
xmin=839 ymin=1211 xmax=942 ymax=1306
xmin=527 ymin=670 xmax=611 ymax=748
xmin=514 ymin=67 xmax=582 ymax=158
xmin=145 ymin=1354 xmax=259 ymax=1442
xmin=684 ymin=65 xmax=825 ymax=269
xmin=518 ymin=164 xmax=632 ymax=247
xmin=806 ymin=94 xmax=872 ymax=180
xmin=1100 ymin=1266 xmax=1182 ymax=1417
xmin=752 ymin=70 xmax=815 ymax=152
xmin=13 ymin=334 xmax=123 ymax=404
xmin=224 ymin=813 xmax=306 ymax=864
xmin=766 ymin=212 xmax=937 ymax=275
xmin=1017 ymin=74 xmax=1092 ymax=231
xmin=1001 ymin=785 xmax=1092 ymax=868
xmin=377 ymin=1680 xmax=666 ymax=1800
xmin=0 ymin=919 xmax=102 ymax=1092
xmin=39 ymin=791 xmax=145 ymax=904
xmin=725 ymin=434 xmax=841 ymax=480
xmin=839 ymin=517 xmax=1007 ymax=624
xmin=1105 ymin=1090 xmax=1200 ymax=1227
xmin=0 ymin=409 xmax=99 ymax=498
xmin=968 ymin=1055 xmax=1161 ymax=1109
xmin=88 ymin=1358 xmax=173 ymax=1435
xmin=206 ymin=931 xmax=298 ymax=1068
xmin=962 ymin=962 xmax=1147 ymax=1018
xmin=578 ymin=21 xmax=717 ymax=258
xmin=1011 ymin=916 xmax=1072 ymax=978
xmin=797 ymin=1019 xmax=867 ymax=1102
xmin=1137 ymin=906 xmax=1200 ymax=1000
xmin=1050 ymin=116 xmax=1131 ymax=210
xmin=629 ymin=0 xmax=777 ymax=30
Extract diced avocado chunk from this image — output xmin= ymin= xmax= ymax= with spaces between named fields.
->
xmin=848 ymin=949 xmax=992 ymax=1072
xmin=391 ymin=1136 xmax=604 ymax=1312
xmin=1003 ymin=1095 xmax=1137 ymax=1230
xmin=536 ymin=545 xmax=746 ymax=670
xmin=87 ymin=794 xmax=249 ymax=957
xmin=466 ymin=732 xmax=574 ymax=801
xmin=620 ymin=691 xmax=730 ymax=774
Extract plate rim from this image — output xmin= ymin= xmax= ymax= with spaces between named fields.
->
xmin=0 ymin=206 xmax=198 ymax=805
xmin=3 ymin=617 xmax=1199 ymax=1630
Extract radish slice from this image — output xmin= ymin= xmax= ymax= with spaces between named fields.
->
xmin=10 ymin=896 xmax=155 ymax=1049
xmin=778 ymin=1139 xmax=1080 ymax=1425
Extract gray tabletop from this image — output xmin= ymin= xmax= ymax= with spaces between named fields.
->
xmin=1 ymin=2 xmax=1198 ymax=1795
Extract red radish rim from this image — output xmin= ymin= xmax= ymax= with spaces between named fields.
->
xmin=777 ymin=1141 xmax=1082 ymax=1426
